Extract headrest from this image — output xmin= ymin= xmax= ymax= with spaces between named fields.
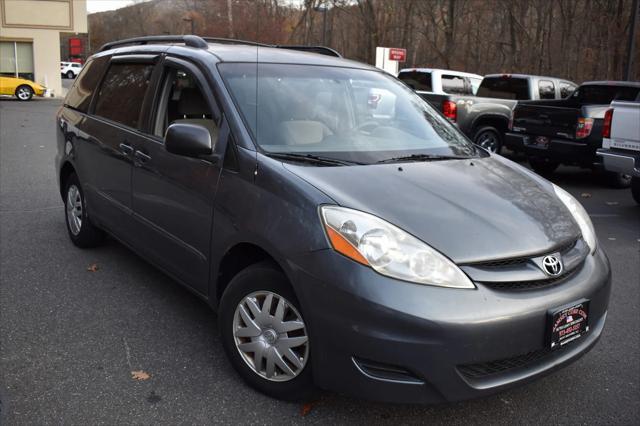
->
xmin=177 ymin=88 xmax=208 ymax=116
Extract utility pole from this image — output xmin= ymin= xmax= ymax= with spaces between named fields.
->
xmin=625 ymin=0 xmax=639 ymax=80
xmin=313 ymin=3 xmax=328 ymax=46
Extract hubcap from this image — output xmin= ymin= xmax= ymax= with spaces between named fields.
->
xmin=232 ymin=291 xmax=309 ymax=382
xmin=66 ymin=184 xmax=82 ymax=235
xmin=477 ymin=132 xmax=499 ymax=152
xmin=17 ymin=88 xmax=31 ymax=100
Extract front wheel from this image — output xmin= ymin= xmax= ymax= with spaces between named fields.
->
xmin=219 ymin=262 xmax=315 ymax=401
xmin=631 ymin=177 xmax=640 ymax=204
xmin=473 ymin=126 xmax=503 ymax=153
xmin=15 ymin=85 xmax=33 ymax=101
xmin=64 ymin=173 xmax=105 ymax=248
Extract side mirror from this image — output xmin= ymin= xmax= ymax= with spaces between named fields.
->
xmin=165 ymin=123 xmax=212 ymax=158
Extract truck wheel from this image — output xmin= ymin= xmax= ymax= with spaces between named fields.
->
xmin=631 ymin=177 xmax=640 ymax=204
xmin=529 ymin=158 xmax=559 ymax=176
xmin=602 ymin=171 xmax=632 ymax=189
xmin=219 ymin=261 xmax=316 ymax=401
xmin=473 ymin=127 xmax=503 ymax=153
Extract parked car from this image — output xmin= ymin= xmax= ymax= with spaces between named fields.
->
xmin=56 ymin=35 xmax=611 ymax=404
xmin=398 ymin=68 xmax=483 ymax=96
xmin=597 ymin=96 xmax=640 ymax=202
xmin=60 ymin=61 xmax=83 ymax=79
xmin=0 ymin=75 xmax=46 ymax=101
xmin=506 ymin=81 xmax=640 ymax=187
xmin=406 ymin=74 xmax=577 ymax=152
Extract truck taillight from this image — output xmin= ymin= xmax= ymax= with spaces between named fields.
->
xmin=442 ymin=100 xmax=457 ymax=122
xmin=575 ymin=117 xmax=593 ymax=139
xmin=602 ymin=108 xmax=613 ymax=138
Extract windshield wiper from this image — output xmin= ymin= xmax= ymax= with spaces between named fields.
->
xmin=266 ymin=152 xmax=364 ymax=166
xmin=376 ymin=154 xmax=469 ymax=164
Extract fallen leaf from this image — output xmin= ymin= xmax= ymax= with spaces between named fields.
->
xmin=301 ymin=402 xmax=315 ymax=416
xmin=87 ymin=264 xmax=99 ymax=272
xmin=131 ymin=370 xmax=150 ymax=381
xmin=581 ymin=193 xmax=592 ymax=198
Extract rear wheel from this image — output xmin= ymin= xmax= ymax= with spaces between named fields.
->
xmin=529 ymin=158 xmax=559 ymax=176
xmin=15 ymin=85 xmax=33 ymax=101
xmin=473 ymin=126 xmax=503 ymax=153
xmin=64 ymin=173 xmax=105 ymax=248
xmin=219 ymin=262 xmax=315 ymax=401
xmin=602 ymin=171 xmax=632 ymax=189
xmin=632 ymin=177 xmax=640 ymax=204
xmin=66 ymin=70 xmax=75 ymax=79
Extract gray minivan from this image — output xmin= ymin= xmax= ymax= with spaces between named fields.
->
xmin=56 ymin=36 xmax=611 ymax=404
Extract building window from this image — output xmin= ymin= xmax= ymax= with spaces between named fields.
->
xmin=0 ymin=41 xmax=34 ymax=81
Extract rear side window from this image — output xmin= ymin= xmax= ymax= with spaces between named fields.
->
xmin=559 ymin=81 xmax=577 ymax=98
xmin=93 ymin=63 xmax=154 ymax=129
xmin=476 ymin=77 xmax=529 ymax=100
xmin=398 ymin=71 xmax=432 ymax=92
xmin=64 ymin=56 xmax=108 ymax=113
xmin=576 ymin=85 xmax=640 ymax=104
xmin=538 ymin=80 xmax=555 ymax=99
xmin=442 ymin=75 xmax=470 ymax=95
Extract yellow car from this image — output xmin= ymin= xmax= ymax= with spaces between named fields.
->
xmin=0 ymin=75 xmax=46 ymax=101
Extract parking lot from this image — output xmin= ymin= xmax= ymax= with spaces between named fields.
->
xmin=0 ymin=99 xmax=638 ymax=424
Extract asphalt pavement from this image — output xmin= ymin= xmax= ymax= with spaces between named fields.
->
xmin=1 ymin=99 xmax=638 ymax=425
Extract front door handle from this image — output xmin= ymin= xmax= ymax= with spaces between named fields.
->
xmin=134 ymin=150 xmax=151 ymax=163
xmin=119 ymin=143 xmax=134 ymax=155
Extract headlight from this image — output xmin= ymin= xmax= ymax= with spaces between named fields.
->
xmin=553 ymin=185 xmax=597 ymax=254
xmin=320 ymin=206 xmax=475 ymax=289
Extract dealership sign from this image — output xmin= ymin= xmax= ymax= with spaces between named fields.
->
xmin=388 ymin=48 xmax=406 ymax=62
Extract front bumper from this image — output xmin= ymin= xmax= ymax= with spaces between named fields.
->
xmin=597 ymin=148 xmax=640 ymax=177
xmin=505 ymin=133 xmax=600 ymax=167
xmin=290 ymin=246 xmax=611 ymax=404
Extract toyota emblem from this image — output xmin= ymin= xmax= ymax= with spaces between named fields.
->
xmin=542 ymin=255 xmax=563 ymax=276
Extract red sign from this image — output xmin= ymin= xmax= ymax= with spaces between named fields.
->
xmin=388 ymin=48 xmax=406 ymax=62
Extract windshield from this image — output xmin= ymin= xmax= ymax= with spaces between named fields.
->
xmin=218 ymin=63 xmax=479 ymax=164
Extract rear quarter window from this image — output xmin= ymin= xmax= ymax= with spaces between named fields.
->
xmin=93 ymin=62 xmax=155 ymax=129
xmin=476 ymin=77 xmax=530 ymax=100
xmin=538 ymin=80 xmax=556 ymax=99
xmin=63 ymin=56 xmax=108 ymax=113
xmin=398 ymin=71 xmax=432 ymax=92
xmin=442 ymin=74 xmax=471 ymax=95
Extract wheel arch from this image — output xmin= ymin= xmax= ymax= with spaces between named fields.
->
xmin=59 ymin=161 xmax=77 ymax=199
xmin=471 ymin=114 xmax=510 ymax=137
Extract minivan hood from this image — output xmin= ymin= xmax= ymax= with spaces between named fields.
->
xmin=283 ymin=155 xmax=580 ymax=263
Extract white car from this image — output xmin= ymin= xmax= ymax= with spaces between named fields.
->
xmin=60 ymin=62 xmax=83 ymax=79
xmin=597 ymin=93 xmax=640 ymax=203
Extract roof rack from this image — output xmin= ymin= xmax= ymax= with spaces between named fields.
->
xmin=99 ymin=35 xmax=342 ymax=58
xmin=99 ymin=35 xmax=208 ymax=52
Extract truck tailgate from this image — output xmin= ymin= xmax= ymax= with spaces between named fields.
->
xmin=512 ymin=104 xmax=581 ymax=139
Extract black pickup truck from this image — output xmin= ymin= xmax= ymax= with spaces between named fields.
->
xmin=399 ymin=73 xmax=577 ymax=153
xmin=505 ymin=81 xmax=640 ymax=187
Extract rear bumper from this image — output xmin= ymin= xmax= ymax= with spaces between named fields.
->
xmin=505 ymin=133 xmax=600 ymax=167
xmin=596 ymin=148 xmax=640 ymax=177
xmin=290 ymin=246 xmax=611 ymax=404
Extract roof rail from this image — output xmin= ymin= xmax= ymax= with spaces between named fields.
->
xmin=99 ymin=35 xmax=343 ymax=58
xmin=99 ymin=35 xmax=208 ymax=52
xmin=273 ymin=45 xmax=342 ymax=58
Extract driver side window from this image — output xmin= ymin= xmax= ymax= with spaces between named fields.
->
xmin=154 ymin=68 xmax=219 ymax=145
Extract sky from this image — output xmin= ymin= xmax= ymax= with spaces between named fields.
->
xmin=87 ymin=0 xmax=151 ymax=14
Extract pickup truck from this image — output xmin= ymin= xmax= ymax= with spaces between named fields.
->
xmin=597 ymin=97 xmax=640 ymax=203
xmin=399 ymin=73 xmax=577 ymax=153
xmin=505 ymin=81 xmax=640 ymax=187
xmin=397 ymin=68 xmax=483 ymax=96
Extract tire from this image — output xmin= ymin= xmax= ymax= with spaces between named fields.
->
xmin=219 ymin=261 xmax=315 ymax=401
xmin=473 ymin=126 xmax=503 ymax=153
xmin=529 ymin=158 xmax=560 ymax=176
xmin=15 ymin=85 xmax=33 ymax=101
xmin=63 ymin=173 xmax=105 ymax=248
xmin=66 ymin=70 xmax=75 ymax=79
xmin=602 ymin=171 xmax=632 ymax=189
xmin=632 ymin=177 xmax=640 ymax=205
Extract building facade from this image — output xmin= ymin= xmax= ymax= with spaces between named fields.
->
xmin=0 ymin=0 xmax=87 ymax=97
